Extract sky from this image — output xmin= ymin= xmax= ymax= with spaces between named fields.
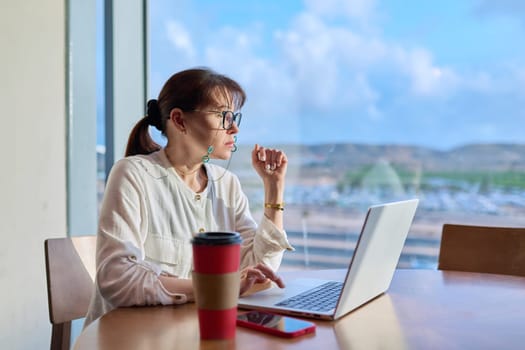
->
xmin=140 ymin=0 xmax=525 ymax=149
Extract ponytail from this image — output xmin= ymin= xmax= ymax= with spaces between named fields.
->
xmin=125 ymin=99 xmax=163 ymax=156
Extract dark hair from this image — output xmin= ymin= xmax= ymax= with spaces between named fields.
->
xmin=125 ymin=67 xmax=246 ymax=156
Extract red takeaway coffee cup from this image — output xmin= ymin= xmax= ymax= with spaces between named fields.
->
xmin=192 ymin=231 xmax=242 ymax=339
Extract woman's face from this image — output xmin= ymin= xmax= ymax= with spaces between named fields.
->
xmin=185 ymin=91 xmax=240 ymax=161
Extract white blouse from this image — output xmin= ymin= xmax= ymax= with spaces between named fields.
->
xmin=84 ymin=149 xmax=293 ymax=327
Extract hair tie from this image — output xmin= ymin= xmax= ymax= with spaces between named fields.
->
xmin=146 ymin=99 xmax=162 ymax=130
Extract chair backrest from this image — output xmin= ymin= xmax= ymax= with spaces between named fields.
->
xmin=438 ymin=224 xmax=525 ymax=277
xmin=44 ymin=235 xmax=96 ymax=349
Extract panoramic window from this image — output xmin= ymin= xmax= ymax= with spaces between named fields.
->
xmin=145 ymin=0 xmax=525 ymax=270
xmin=96 ymin=0 xmax=106 ymax=209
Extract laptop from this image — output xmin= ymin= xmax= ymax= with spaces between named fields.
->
xmin=238 ymin=199 xmax=419 ymax=320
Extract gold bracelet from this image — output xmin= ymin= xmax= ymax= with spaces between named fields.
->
xmin=264 ymin=202 xmax=285 ymax=211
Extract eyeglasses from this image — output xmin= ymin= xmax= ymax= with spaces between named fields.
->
xmin=191 ymin=110 xmax=242 ymax=130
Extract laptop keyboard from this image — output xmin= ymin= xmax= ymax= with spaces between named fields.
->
xmin=275 ymin=281 xmax=343 ymax=312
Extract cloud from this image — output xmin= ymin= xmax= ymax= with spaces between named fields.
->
xmin=304 ymin=0 xmax=378 ymax=23
xmin=153 ymin=0 xmax=525 ymax=147
xmin=274 ymin=12 xmax=384 ymax=115
xmin=159 ymin=2 xmax=464 ymax=130
xmin=161 ymin=2 xmax=460 ymax=104
xmin=273 ymin=9 xmax=460 ymax=117
xmin=392 ymin=48 xmax=460 ymax=97
xmin=165 ymin=20 xmax=196 ymax=58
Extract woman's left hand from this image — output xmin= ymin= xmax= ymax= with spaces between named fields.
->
xmin=239 ymin=263 xmax=285 ymax=296
xmin=251 ymin=144 xmax=288 ymax=184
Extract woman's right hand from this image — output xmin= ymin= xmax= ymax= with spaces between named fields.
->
xmin=251 ymin=144 xmax=288 ymax=185
xmin=239 ymin=263 xmax=285 ymax=296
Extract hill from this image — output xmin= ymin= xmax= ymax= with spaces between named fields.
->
xmin=227 ymin=143 xmax=525 ymax=183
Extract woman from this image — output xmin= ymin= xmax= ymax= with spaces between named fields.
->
xmin=84 ymin=67 xmax=293 ymax=327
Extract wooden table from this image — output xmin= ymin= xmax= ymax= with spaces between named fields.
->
xmin=74 ymin=269 xmax=525 ymax=350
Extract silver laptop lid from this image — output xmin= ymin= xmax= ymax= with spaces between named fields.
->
xmin=333 ymin=199 xmax=419 ymax=319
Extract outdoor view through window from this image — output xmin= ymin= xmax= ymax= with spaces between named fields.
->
xmin=99 ymin=1 xmax=525 ymax=271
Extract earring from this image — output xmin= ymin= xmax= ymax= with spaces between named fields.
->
xmin=232 ymin=136 xmax=238 ymax=152
xmin=202 ymin=145 xmax=213 ymax=163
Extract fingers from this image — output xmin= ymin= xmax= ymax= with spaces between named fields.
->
xmin=239 ymin=264 xmax=285 ymax=296
xmin=252 ymin=144 xmax=287 ymax=174
xmin=254 ymin=263 xmax=285 ymax=288
xmin=245 ymin=269 xmax=267 ymax=285
xmin=240 ymin=279 xmax=273 ymax=297
xmin=254 ymin=144 xmax=266 ymax=162
xmin=241 ymin=263 xmax=285 ymax=289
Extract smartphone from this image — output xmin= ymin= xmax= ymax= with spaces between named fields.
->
xmin=237 ymin=310 xmax=316 ymax=338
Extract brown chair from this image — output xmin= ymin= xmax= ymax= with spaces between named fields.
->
xmin=438 ymin=224 xmax=525 ymax=277
xmin=44 ymin=236 xmax=97 ymax=350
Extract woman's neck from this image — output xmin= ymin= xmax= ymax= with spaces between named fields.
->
xmin=164 ymin=147 xmax=207 ymax=192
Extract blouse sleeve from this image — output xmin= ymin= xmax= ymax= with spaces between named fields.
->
xmin=95 ymin=159 xmax=187 ymax=308
xmin=230 ymin=176 xmax=294 ymax=271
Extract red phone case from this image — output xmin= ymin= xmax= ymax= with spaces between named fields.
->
xmin=237 ymin=312 xmax=316 ymax=338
